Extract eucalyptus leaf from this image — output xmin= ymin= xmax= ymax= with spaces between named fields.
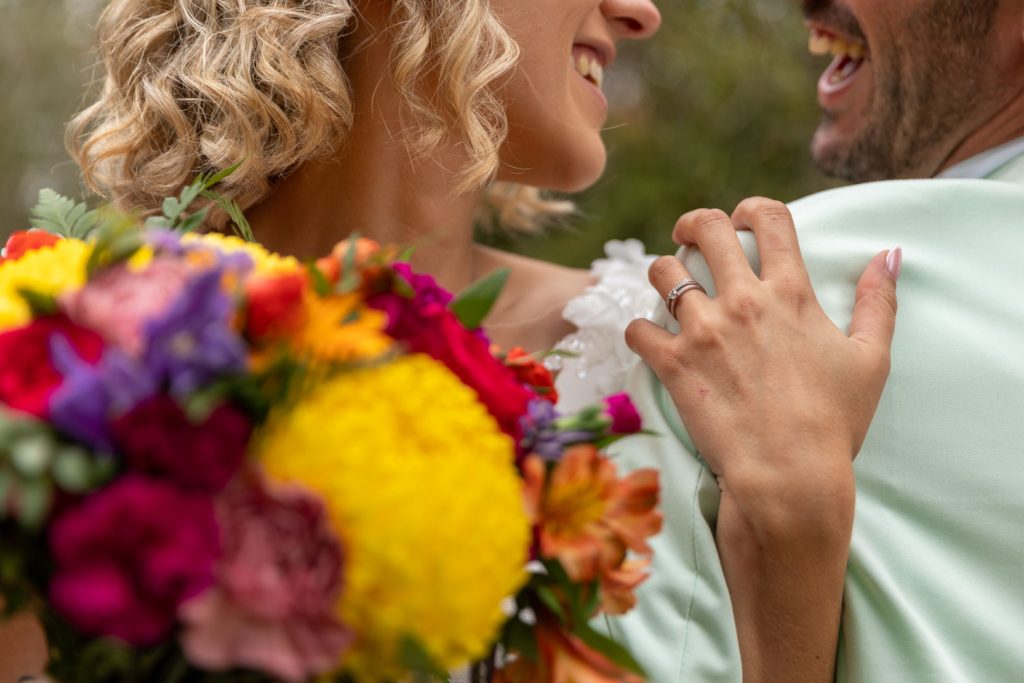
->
xmin=449 ymin=268 xmax=510 ymax=330
xmin=10 ymin=434 xmax=54 ymax=477
xmin=17 ymin=479 xmax=54 ymax=530
xmin=52 ymin=448 xmax=94 ymax=494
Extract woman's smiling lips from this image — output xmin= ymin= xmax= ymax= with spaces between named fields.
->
xmin=571 ymin=41 xmax=613 ymax=110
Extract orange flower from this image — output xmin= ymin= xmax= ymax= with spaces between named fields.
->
xmin=505 ymin=347 xmax=558 ymax=404
xmin=314 ymin=238 xmax=395 ymax=294
xmin=495 ymin=611 xmax=643 ymax=683
xmin=523 ymin=446 xmax=661 ymax=616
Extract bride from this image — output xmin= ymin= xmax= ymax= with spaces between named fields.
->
xmin=3 ymin=0 xmax=899 ymax=681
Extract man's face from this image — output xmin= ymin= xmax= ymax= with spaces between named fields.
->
xmin=802 ymin=0 xmax=1001 ymax=181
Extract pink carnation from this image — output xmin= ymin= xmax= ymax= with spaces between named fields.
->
xmin=49 ymin=476 xmax=219 ymax=645
xmin=179 ymin=475 xmax=352 ymax=682
xmin=61 ymin=257 xmax=193 ymax=355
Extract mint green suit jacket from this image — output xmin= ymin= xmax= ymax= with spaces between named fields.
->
xmin=605 ymin=158 xmax=1024 ymax=682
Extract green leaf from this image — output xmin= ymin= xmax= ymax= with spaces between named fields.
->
xmin=52 ymin=448 xmax=95 ymax=494
xmin=307 ymin=262 xmax=331 ymax=297
xmin=178 ymin=207 xmax=210 ymax=234
xmin=572 ymin=620 xmax=647 ymax=676
xmin=162 ymin=196 xmax=184 ymax=221
xmin=449 ymin=268 xmax=510 ymax=330
xmin=29 ymin=189 xmax=101 ymax=238
xmin=17 ymin=479 xmax=54 ymax=530
xmin=16 ymin=288 xmax=58 ymax=317
xmin=204 ymin=161 xmax=243 ymax=189
xmin=10 ymin=434 xmax=54 ymax=478
xmin=398 ymin=635 xmax=448 ymax=681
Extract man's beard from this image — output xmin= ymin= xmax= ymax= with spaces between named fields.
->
xmin=809 ymin=0 xmax=999 ymax=182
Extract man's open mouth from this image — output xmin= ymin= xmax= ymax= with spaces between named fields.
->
xmin=808 ymin=27 xmax=868 ymax=94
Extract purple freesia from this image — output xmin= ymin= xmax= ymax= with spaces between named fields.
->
xmin=49 ymin=337 xmax=157 ymax=452
xmin=143 ymin=267 xmax=247 ymax=397
xmin=519 ymin=399 xmax=593 ymax=462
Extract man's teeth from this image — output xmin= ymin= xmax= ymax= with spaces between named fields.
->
xmin=573 ymin=53 xmax=604 ymax=89
xmin=808 ymin=29 xmax=866 ymax=60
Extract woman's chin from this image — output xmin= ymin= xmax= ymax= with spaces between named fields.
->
xmin=501 ymin=149 xmax=607 ymax=194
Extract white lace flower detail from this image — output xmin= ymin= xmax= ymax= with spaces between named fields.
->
xmin=549 ymin=239 xmax=660 ymax=412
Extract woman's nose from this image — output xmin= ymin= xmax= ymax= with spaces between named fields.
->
xmin=602 ymin=0 xmax=662 ymax=40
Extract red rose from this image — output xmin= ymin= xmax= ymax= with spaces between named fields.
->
xmin=420 ymin=312 xmax=533 ymax=444
xmin=3 ymin=230 xmax=61 ymax=261
xmin=505 ymin=347 xmax=559 ymax=404
xmin=244 ymin=272 xmax=308 ymax=341
xmin=0 ymin=316 xmax=104 ymax=418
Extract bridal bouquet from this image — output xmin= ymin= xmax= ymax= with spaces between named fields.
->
xmin=0 ymin=174 xmax=661 ymax=683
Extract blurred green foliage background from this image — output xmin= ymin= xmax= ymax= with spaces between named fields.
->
xmin=1 ymin=0 xmax=838 ymax=265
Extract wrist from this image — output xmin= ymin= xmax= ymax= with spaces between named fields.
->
xmin=718 ymin=457 xmax=855 ymax=547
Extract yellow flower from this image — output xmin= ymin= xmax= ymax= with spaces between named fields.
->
xmin=292 ymin=294 xmax=393 ymax=363
xmin=0 ymin=239 xmax=92 ymax=331
xmin=257 ymin=354 xmax=530 ymax=681
xmin=182 ymin=233 xmax=300 ymax=275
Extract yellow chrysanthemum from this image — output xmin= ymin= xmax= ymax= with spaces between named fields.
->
xmin=257 ymin=354 xmax=530 ymax=682
xmin=0 ymin=239 xmax=92 ymax=331
xmin=293 ymin=294 xmax=393 ymax=363
xmin=183 ymin=233 xmax=300 ymax=275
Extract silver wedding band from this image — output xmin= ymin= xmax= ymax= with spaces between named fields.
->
xmin=665 ymin=279 xmax=707 ymax=317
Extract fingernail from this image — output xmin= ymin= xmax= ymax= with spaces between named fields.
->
xmin=885 ymin=247 xmax=903 ymax=281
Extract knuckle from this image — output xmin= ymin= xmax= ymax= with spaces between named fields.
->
xmin=694 ymin=208 xmax=731 ymax=231
xmin=725 ymin=291 xmax=765 ymax=322
xmin=742 ymin=196 xmax=791 ymax=219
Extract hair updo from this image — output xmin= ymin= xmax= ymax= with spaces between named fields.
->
xmin=67 ymin=0 xmax=571 ymax=231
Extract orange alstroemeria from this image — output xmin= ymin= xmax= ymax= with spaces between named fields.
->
xmin=495 ymin=611 xmax=644 ymax=683
xmin=522 ymin=445 xmax=662 ymax=616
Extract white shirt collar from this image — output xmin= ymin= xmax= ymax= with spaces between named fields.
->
xmin=937 ymin=137 xmax=1024 ymax=179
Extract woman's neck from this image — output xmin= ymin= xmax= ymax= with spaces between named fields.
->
xmin=246 ymin=27 xmax=485 ymax=296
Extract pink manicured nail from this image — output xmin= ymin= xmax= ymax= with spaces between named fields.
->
xmin=886 ymin=247 xmax=903 ymax=281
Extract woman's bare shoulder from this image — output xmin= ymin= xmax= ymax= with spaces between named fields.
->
xmin=473 ymin=246 xmax=594 ymax=352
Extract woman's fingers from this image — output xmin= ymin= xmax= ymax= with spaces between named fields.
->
xmin=848 ymin=248 xmax=900 ymax=355
xmin=671 ymin=209 xmax=758 ymax=291
xmin=647 ymin=255 xmax=708 ymax=322
xmin=624 ymin=318 xmax=674 ymax=374
xmin=730 ymin=197 xmax=811 ymax=287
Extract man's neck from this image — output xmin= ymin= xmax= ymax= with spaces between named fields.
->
xmin=937 ymin=84 xmax=1024 ymax=175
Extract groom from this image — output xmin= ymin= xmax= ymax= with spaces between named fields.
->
xmin=608 ymin=0 xmax=1024 ymax=681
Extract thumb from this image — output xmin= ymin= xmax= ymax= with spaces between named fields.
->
xmin=848 ymin=248 xmax=901 ymax=349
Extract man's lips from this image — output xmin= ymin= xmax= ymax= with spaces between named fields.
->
xmin=806 ymin=24 xmax=869 ymax=103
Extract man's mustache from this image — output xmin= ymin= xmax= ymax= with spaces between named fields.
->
xmin=801 ymin=0 xmax=867 ymax=43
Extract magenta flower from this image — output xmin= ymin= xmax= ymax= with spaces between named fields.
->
xmin=604 ymin=393 xmax=642 ymax=435
xmin=61 ymin=257 xmax=193 ymax=356
xmin=111 ymin=395 xmax=251 ymax=494
xmin=48 ymin=476 xmax=219 ymax=645
xmin=179 ymin=475 xmax=352 ymax=682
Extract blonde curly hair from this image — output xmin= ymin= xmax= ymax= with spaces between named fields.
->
xmin=67 ymin=0 xmax=572 ymax=232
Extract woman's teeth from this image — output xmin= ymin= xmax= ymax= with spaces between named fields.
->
xmin=808 ymin=28 xmax=866 ymax=60
xmin=573 ymin=53 xmax=604 ymax=89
